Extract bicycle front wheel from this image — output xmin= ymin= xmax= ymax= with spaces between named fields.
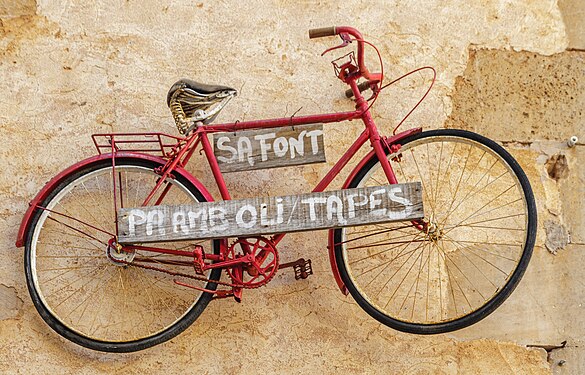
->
xmin=24 ymin=157 xmax=221 ymax=352
xmin=333 ymin=129 xmax=536 ymax=334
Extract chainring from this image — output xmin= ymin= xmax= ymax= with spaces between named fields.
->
xmin=226 ymin=236 xmax=279 ymax=289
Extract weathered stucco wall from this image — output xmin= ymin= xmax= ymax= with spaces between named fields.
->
xmin=1 ymin=0 xmax=583 ymax=373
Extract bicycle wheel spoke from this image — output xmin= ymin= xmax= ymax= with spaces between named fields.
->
xmin=383 ymin=243 xmax=426 ymax=308
xmin=349 ymin=231 xmax=424 ymax=265
xmin=73 ymin=275 xmax=114 ymax=325
xmin=410 ymin=241 xmax=431 ymax=320
xmin=444 ymin=235 xmax=516 ymax=276
xmin=78 ymin=181 xmax=112 ymax=230
xmin=444 ymin=183 xmax=517 ymax=232
xmin=345 ymin=230 xmax=423 ymax=249
xmin=439 ymin=157 xmax=499 ymax=227
xmin=438 ymin=143 xmax=471 ymax=222
xmin=441 ymin=238 xmax=519 ymax=262
xmin=442 ymin=239 xmax=499 ymax=289
xmin=438 ymin=246 xmax=474 ymax=311
xmin=456 ymin=196 xmax=524 ymax=226
xmin=410 ymin=148 xmax=437 ymax=217
xmin=367 ymin=239 xmax=426 ymax=291
xmin=41 ymin=227 xmax=104 ymax=250
xmin=432 ymin=141 xmax=445 ymax=210
xmin=438 ymin=241 xmax=485 ymax=302
xmin=445 ymin=223 xmax=524 ymax=232
xmin=46 ymin=216 xmax=108 ymax=247
xmin=47 ymin=264 xmax=108 ymax=307
xmin=70 ymin=268 xmax=118 ymax=324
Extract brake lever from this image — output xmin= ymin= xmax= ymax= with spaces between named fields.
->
xmin=320 ymin=32 xmax=352 ymax=56
xmin=366 ymin=83 xmax=381 ymax=101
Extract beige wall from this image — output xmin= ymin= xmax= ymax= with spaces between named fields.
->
xmin=0 ymin=0 xmax=583 ymax=373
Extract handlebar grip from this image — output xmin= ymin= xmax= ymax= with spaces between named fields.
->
xmin=345 ymin=81 xmax=372 ymax=98
xmin=309 ymin=26 xmax=337 ymax=39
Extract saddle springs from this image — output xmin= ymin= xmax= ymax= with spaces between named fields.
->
xmin=167 ymin=79 xmax=237 ymax=134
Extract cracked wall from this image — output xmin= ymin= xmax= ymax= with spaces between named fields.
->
xmin=0 ymin=0 xmax=583 ymax=374
xmin=445 ymin=47 xmax=584 ymax=374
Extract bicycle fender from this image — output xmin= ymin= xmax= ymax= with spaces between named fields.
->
xmin=15 ymin=152 xmax=214 ymax=248
xmin=327 ymin=127 xmax=422 ymax=295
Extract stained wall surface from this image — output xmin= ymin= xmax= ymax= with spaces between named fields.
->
xmin=0 ymin=0 xmax=583 ymax=374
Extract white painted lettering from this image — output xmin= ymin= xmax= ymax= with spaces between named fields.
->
xmin=388 ymin=187 xmax=413 ymax=218
xmin=216 ymin=136 xmax=238 ymax=163
xmin=208 ymin=207 xmax=229 ymax=231
xmin=236 ymin=205 xmax=257 ymax=228
xmin=276 ymin=198 xmax=284 ymax=224
xmin=237 ymin=137 xmax=254 ymax=166
xmin=305 ymin=129 xmax=323 ymax=155
xmin=369 ymin=189 xmax=387 ymax=216
xmin=146 ymin=210 xmax=165 ymax=236
xmin=188 ymin=209 xmax=208 ymax=231
xmin=254 ymin=133 xmax=276 ymax=162
xmin=172 ymin=211 xmax=189 ymax=234
xmin=301 ymin=197 xmax=327 ymax=221
xmin=289 ymin=130 xmax=306 ymax=159
xmin=127 ymin=209 xmax=147 ymax=236
xmin=273 ymin=136 xmax=289 ymax=157
xmin=346 ymin=193 xmax=368 ymax=219
xmin=326 ymin=195 xmax=347 ymax=225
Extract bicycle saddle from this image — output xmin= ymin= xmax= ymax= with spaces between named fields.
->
xmin=167 ymin=79 xmax=237 ymax=134
xmin=166 ymin=79 xmax=237 ymax=106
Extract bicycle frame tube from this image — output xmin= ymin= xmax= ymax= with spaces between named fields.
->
xmin=134 ymin=108 xmax=366 ymax=205
xmin=193 ymin=79 xmax=401 ymax=246
xmin=204 ymin=110 xmax=361 ymax=133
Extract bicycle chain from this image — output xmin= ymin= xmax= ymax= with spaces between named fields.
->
xmin=115 ymin=256 xmax=276 ymax=290
xmin=115 ymin=258 xmax=237 ymax=288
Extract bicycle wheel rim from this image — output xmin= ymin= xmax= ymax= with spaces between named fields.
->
xmin=336 ymin=129 xmax=535 ymax=333
xmin=26 ymin=160 xmax=219 ymax=347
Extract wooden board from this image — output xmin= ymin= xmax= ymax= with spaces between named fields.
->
xmin=212 ymin=124 xmax=326 ymax=173
xmin=117 ymin=182 xmax=423 ymax=243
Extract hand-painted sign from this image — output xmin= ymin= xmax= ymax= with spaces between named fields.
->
xmin=117 ymin=182 xmax=423 ymax=243
xmin=212 ymin=124 xmax=326 ymax=172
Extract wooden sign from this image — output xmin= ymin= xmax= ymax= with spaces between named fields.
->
xmin=117 ymin=182 xmax=423 ymax=244
xmin=212 ymin=124 xmax=326 ymax=173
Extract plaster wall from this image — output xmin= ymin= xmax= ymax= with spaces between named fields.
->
xmin=0 ymin=0 xmax=583 ymax=373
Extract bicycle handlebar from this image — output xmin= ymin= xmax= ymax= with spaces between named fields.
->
xmin=309 ymin=26 xmax=337 ymax=39
xmin=308 ymin=26 xmax=382 ymax=83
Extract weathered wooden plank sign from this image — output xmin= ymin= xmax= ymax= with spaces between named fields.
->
xmin=212 ymin=124 xmax=326 ymax=173
xmin=117 ymin=182 xmax=423 ymax=243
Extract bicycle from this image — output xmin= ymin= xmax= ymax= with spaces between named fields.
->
xmin=16 ymin=26 xmax=537 ymax=352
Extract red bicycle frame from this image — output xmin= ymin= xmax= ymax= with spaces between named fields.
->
xmin=119 ymin=77 xmax=421 ymax=292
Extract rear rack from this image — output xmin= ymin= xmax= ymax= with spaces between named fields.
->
xmin=92 ymin=133 xmax=186 ymax=159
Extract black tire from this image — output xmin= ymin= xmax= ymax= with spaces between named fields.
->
xmin=24 ymin=157 xmax=222 ymax=352
xmin=333 ymin=129 xmax=536 ymax=334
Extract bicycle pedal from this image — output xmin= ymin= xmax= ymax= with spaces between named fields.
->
xmin=279 ymin=258 xmax=313 ymax=280
xmin=192 ymin=246 xmax=205 ymax=275
xmin=193 ymin=261 xmax=204 ymax=275
xmin=293 ymin=259 xmax=313 ymax=280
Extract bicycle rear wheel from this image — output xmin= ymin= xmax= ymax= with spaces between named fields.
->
xmin=333 ymin=129 xmax=536 ymax=334
xmin=24 ymin=157 xmax=221 ymax=352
